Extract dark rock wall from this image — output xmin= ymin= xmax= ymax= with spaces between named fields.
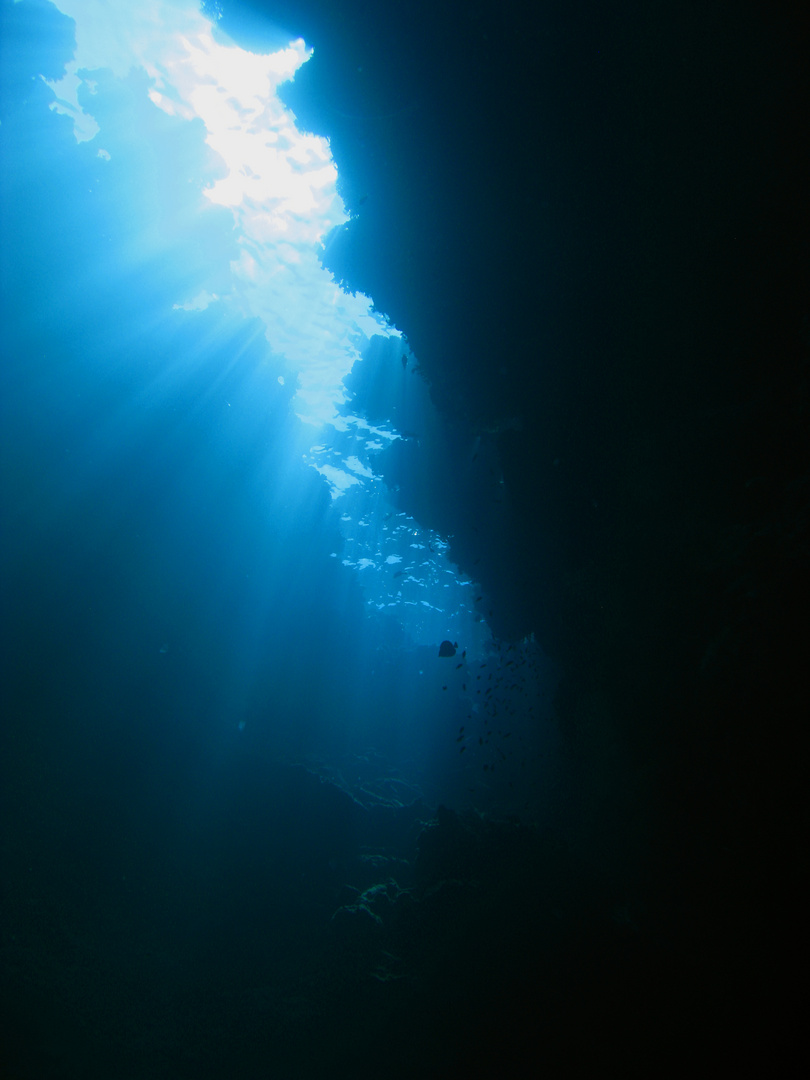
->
xmin=225 ymin=0 xmax=809 ymax=1059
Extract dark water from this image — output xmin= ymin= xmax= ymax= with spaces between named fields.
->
xmin=2 ymin=0 xmax=807 ymax=1076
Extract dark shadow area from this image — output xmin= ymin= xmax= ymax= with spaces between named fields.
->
xmin=261 ymin=0 xmax=810 ymax=1069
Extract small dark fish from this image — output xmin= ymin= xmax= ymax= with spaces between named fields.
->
xmin=462 ymin=683 xmax=466 ymax=691
xmin=393 ymin=571 xmax=405 ymax=578
xmin=455 ymin=663 xmax=462 ymax=669
xmin=475 ymin=595 xmax=482 ymax=602
xmin=459 ymin=725 xmax=465 ymax=732
xmin=461 ymin=649 xmax=466 ymax=658
xmin=460 ymin=745 xmax=466 ymax=753
xmin=442 ymin=685 xmax=447 ymax=690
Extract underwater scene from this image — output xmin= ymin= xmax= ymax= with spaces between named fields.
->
xmin=1 ymin=0 xmax=807 ymax=1076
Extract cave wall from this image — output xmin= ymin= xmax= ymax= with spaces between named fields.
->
xmin=220 ymin=0 xmax=808 ymax=1040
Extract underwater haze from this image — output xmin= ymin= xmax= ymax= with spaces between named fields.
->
xmin=1 ymin=2 xmax=562 ymax=1075
xmin=2 ymin=0 xmax=544 ymax=803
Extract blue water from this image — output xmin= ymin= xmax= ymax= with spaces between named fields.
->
xmin=1 ymin=0 xmax=560 ymax=809
xmin=1 ymin=4 xmax=565 ymax=1073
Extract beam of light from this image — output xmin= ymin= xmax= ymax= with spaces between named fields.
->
xmin=45 ymin=0 xmax=394 ymax=430
xmin=37 ymin=0 xmax=490 ymax=655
